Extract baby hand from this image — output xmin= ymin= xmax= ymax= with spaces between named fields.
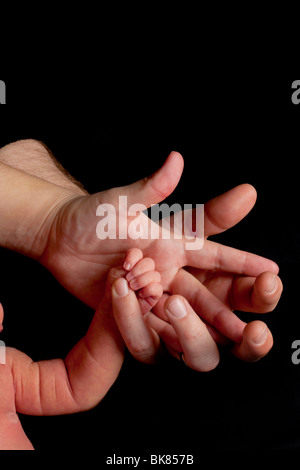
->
xmin=123 ymin=248 xmax=163 ymax=314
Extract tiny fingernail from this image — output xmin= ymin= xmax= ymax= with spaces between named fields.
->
xmin=252 ymin=325 xmax=268 ymax=345
xmin=126 ymin=272 xmax=135 ymax=282
xmin=114 ymin=278 xmax=129 ymax=297
xmin=129 ymin=279 xmax=139 ymax=290
xmin=123 ymin=262 xmax=131 ymax=271
xmin=265 ymin=275 xmax=277 ymax=294
xmin=148 ymin=296 xmax=157 ymax=304
xmin=166 ymin=298 xmax=187 ymax=319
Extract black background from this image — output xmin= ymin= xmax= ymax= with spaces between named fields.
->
xmin=0 ymin=72 xmax=299 ymax=459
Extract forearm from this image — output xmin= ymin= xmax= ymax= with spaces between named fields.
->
xmin=0 ymin=161 xmax=79 ymax=259
xmin=0 ymin=139 xmax=87 ymax=194
xmin=6 ymin=308 xmax=124 ymax=416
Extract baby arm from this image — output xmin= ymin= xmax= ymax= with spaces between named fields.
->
xmin=5 ymin=249 xmax=162 ymax=416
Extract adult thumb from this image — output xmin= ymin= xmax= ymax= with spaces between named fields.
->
xmin=118 ymin=151 xmax=184 ymax=208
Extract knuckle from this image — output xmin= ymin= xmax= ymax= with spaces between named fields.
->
xmin=143 ymin=257 xmax=155 ymax=270
xmin=182 ymin=328 xmax=204 ymax=345
xmin=132 ymin=258 xmax=155 ymax=277
xmin=153 ymin=283 xmax=163 ymax=296
xmin=212 ymin=308 xmax=230 ymax=331
xmin=141 ymin=271 xmax=161 ymax=286
xmin=127 ymin=247 xmax=143 ymax=260
xmin=144 ymin=176 xmax=166 ymax=200
xmin=108 ymin=266 xmax=126 ymax=284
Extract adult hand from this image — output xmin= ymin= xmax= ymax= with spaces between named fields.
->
xmin=38 ymin=152 xmax=282 ymax=360
xmin=0 ymin=143 xmax=282 ymax=362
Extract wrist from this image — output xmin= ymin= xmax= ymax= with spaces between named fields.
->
xmin=30 ymin=190 xmax=82 ymax=260
xmin=0 ymin=162 xmax=81 ymax=259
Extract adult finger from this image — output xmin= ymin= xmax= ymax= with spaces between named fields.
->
xmin=170 ymin=268 xmax=246 ymax=343
xmin=188 ymin=269 xmax=282 ymax=315
xmin=123 ymin=151 xmax=184 ymax=208
xmin=145 ymin=310 xmax=182 ymax=353
xmin=152 ymin=292 xmax=229 ymax=346
xmin=112 ymin=278 xmax=161 ymax=364
xmin=204 ymin=184 xmax=257 ymax=237
xmin=94 ymin=151 xmax=184 ymax=210
xmin=164 ymin=295 xmax=220 ymax=371
xmin=231 ymin=321 xmax=273 ymax=361
xmin=231 ymin=272 xmax=283 ymax=313
xmin=184 ymin=238 xmax=279 ymax=278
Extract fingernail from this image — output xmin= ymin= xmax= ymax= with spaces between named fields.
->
xmin=166 ymin=298 xmax=187 ymax=319
xmin=265 ymin=275 xmax=277 ymax=294
xmin=129 ymin=279 xmax=139 ymax=290
xmin=114 ymin=278 xmax=129 ymax=297
xmin=252 ymin=325 xmax=268 ymax=345
xmin=123 ymin=262 xmax=131 ymax=271
xmin=126 ymin=272 xmax=135 ymax=282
